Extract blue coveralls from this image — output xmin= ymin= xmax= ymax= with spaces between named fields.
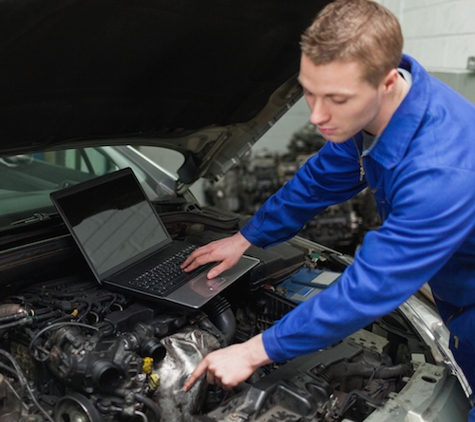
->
xmin=240 ymin=55 xmax=475 ymax=420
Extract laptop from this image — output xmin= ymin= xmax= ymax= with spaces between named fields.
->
xmin=50 ymin=167 xmax=259 ymax=309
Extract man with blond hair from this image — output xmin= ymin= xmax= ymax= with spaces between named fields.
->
xmin=182 ymin=1 xmax=475 ymax=419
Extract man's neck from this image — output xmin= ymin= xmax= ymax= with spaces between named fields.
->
xmin=365 ymin=73 xmax=410 ymax=136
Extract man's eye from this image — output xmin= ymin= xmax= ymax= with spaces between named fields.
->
xmin=331 ymin=98 xmax=347 ymax=104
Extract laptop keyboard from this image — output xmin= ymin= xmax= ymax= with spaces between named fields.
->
xmin=128 ymin=245 xmax=202 ymax=296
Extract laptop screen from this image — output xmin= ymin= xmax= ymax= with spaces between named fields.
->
xmin=52 ymin=169 xmax=171 ymax=278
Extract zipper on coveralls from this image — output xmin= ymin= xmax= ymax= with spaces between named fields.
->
xmin=353 ymin=137 xmax=367 ymax=183
xmin=446 ymin=306 xmax=465 ymax=349
xmin=353 ymin=137 xmax=387 ymax=220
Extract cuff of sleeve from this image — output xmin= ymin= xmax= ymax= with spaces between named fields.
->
xmin=240 ymin=220 xmax=267 ymax=248
xmin=262 ymin=325 xmax=288 ymax=363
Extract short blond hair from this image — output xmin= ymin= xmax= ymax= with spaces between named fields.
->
xmin=301 ymin=0 xmax=403 ymax=87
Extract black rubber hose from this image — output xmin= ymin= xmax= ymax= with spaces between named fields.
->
xmin=203 ymin=296 xmax=236 ymax=345
xmin=197 ymin=317 xmax=227 ymax=347
xmin=212 ymin=307 xmax=236 ymax=344
xmin=319 ymin=362 xmax=411 ymax=384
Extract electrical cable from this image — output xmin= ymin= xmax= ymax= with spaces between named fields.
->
xmin=0 ymin=349 xmax=55 ymax=422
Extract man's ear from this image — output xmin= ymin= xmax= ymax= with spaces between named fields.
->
xmin=381 ymin=69 xmax=399 ymax=93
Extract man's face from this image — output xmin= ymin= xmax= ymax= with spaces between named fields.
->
xmin=298 ymin=54 xmax=385 ymax=142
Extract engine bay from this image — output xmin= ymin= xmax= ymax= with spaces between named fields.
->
xmin=0 ymin=220 xmax=469 ymax=422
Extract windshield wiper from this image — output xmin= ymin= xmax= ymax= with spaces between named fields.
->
xmin=10 ymin=212 xmax=56 ymax=226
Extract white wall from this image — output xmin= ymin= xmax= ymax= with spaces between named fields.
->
xmin=378 ymin=0 xmax=475 ymax=71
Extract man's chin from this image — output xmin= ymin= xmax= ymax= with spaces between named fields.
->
xmin=323 ymin=134 xmax=349 ymax=143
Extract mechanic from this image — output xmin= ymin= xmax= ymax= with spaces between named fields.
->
xmin=182 ymin=0 xmax=475 ymax=419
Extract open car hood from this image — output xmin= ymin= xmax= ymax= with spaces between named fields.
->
xmin=0 ymin=0 xmax=331 ymax=184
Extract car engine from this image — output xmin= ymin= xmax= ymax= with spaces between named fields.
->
xmin=0 ymin=214 xmax=469 ymax=422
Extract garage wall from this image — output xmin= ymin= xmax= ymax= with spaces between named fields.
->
xmin=379 ymin=0 xmax=475 ymax=70
xmin=377 ymin=0 xmax=475 ymax=103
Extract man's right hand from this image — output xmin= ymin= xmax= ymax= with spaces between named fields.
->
xmin=181 ymin=232 xmax=252 ymax=279
xmin=183 ymin=333 xmax=272 ymax=392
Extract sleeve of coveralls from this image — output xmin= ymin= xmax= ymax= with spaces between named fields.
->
xmin=262 ymin=164 xmax=475 ymax=363
xmin=240 ymin=139 xmax=366 ymax=248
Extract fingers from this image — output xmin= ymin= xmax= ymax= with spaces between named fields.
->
xmin=183 ymin=352 xmax=236 ymax=392
xmin=181 ymin=246 xmax=211 ymax=272
xmin=181 ymin=243 xmax=232 ymax=275
xmin=181 ymin=234 xmax=250 ymax=276
xmin=183 ymin=359 xmax=209 ymax=392
xmin=206 ymin=261 xmax=229 ymax=279
xmin=183 ymin=363 xmax=234 ymax=392
xmin=184 ymin=335 xmax=271 ymax=394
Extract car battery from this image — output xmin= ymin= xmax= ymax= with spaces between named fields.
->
xmin=253 ymin=267 xmax=341 ymax=332
xmin=275 ymin=267 xmax=341 ymax=304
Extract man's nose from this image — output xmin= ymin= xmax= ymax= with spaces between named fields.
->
xmin=309 ymin=99 xmax=330 ymax=126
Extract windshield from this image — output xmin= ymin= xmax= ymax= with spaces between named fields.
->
xmin=0 ymin=146 xmax=177 ymax=228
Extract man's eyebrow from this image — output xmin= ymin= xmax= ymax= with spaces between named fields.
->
xmin=327 ymin=92 xmax=353 ymax=98
xmin=297 ymin=77 xmax=355 ymax=97
xmin=299 ymin=87 xmax=353 ymax=98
